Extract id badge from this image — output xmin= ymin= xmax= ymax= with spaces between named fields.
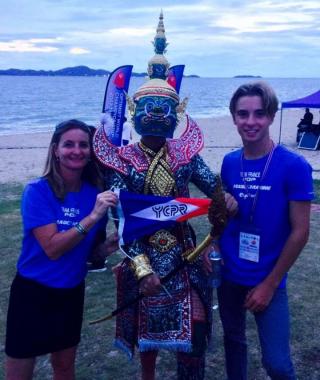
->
xmin=239 ymin=225 xmax=261 ymax=263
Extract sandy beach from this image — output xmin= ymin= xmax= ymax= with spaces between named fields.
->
xmin=0 ymin=109 xmax=319 ymax=184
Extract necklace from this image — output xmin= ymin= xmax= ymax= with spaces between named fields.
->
xmin=243 ymin=139 xmax=274 ymax=160
xmin=240 ymin=141 xmax=276 ymax=223
xmin=139 ymin=141 xmax=157 ymax=157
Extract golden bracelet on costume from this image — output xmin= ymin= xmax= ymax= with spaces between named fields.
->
xmin=74 ymin=222 xmax=87 ymax=235
xmin=131 ymin=254 xmax=153 ymax=280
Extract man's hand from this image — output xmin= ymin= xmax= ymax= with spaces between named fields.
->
xmin=244 ymin=281 xmax=276 ymax=313
xmin=244 ymin=200 xmax=311 ymax=313
xmin=139 ymin=273 xmax=162 ymax=296
xmin=225 ymin=192 xmax=238 ymax=217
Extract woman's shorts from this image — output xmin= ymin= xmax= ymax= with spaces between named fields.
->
xmin=5 ymin=273 xmax=85 ymax=358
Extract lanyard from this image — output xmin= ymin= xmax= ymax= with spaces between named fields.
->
xmin=240 ymin=142 xmax=276 ymax=224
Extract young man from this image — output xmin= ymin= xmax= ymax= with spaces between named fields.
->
xmin=217 ymin=82 xmax=313 ymax=379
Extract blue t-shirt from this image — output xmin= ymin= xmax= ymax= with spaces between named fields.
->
xmin=220 ymin=145 xmax=314 ymax=287
xmin=17 ymin=178 xmax=106 ymax=288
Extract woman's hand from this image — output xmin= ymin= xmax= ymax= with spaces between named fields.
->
xmin=89 ymin=190 xmax=118 ymax=222
xmin=33 ymin=191 xmax=118 ymax=260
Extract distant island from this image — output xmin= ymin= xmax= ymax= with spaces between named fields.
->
xmin=0 ymin=65 xmax=200 ymax=78
xmin=233 ymin=75 xmax=262 ymax=78
xmin=0 ymin=65 xmax=143 ymax=77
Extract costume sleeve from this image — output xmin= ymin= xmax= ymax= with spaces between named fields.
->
xmin=285 ymin=156 xmax=314 ymax=201
xmin=190 ymin=154 xmax=219 ymax=197
xmin=22 ymin=181 xmax=56 ymax=231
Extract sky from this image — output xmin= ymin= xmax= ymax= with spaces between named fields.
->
xmin=1 ymin=0 xmax=320 ymax=78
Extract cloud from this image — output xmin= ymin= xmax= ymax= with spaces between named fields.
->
xmin=108 ymin=27 xmax=153 ymax=38
xmin=0 ymin=38 xmax=60 ymax=53
xmin=0 ymin=0 xmax=320 ymax=76
xmin=215 ymin=15 xmax=310 ymax=34
xmin=254 ymin=0 xmax=320 ymax=10
xmin=69 ymin=47 xmax=90 ymax=55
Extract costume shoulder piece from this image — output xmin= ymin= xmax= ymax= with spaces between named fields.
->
xmin=93 ymin=126 xmax=129 ymax=175
xmin=167 ymin=115 xmax=204 ymax=172
xmin=93 ymin=114 xmax=203 ymax=175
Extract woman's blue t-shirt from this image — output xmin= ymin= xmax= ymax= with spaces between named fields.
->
xmin=17 ymin=178 xmax=106 ymax=288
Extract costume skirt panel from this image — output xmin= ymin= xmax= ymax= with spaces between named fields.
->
xmin=5 ymin=273 xmax=85 ymax=358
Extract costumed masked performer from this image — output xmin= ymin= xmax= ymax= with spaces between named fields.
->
xmin=93 ymin=12 xmax=237 ymax=380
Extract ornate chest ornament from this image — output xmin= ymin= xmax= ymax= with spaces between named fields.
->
xmin=139 ymin=142 xmax=176 ymax=196
xmin=149 ymin=229 xmax=178 ymax=253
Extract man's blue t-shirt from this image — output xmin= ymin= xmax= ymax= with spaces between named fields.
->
xmin=17 ymin=178 xmax=106 ymax=288
xmin=220 ymin=145 xmax=314 ymax=287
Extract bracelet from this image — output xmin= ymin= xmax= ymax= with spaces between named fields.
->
xmin=131 ymin=254 xmax=153 ymax=280
xmin=74 ymin=222 xmax=87 ymax=235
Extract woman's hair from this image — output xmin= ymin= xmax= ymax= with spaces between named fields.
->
xmin=229 ymin=81 xmax=279 ymax=119
xmin=43 ymin=119 xmax=104 ymax=200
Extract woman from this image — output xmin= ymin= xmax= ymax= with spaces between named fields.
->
xmin=5 ymin=119 xmax=118 ymax=380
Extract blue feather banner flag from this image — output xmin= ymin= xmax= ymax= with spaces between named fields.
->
xmin=167 ymin=65 xmax=185 ymax=94
xmin=101 ymin=65 xmax=133 ymax=146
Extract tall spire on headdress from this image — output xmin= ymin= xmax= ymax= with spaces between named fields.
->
xmin=153 ymin=10 xmax=167 ymax=54
xmin=147 ymin=10 xmax=170 ymax=80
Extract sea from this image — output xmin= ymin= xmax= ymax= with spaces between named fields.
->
xmin=1 ymin=76 xmax=320 ymax=136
